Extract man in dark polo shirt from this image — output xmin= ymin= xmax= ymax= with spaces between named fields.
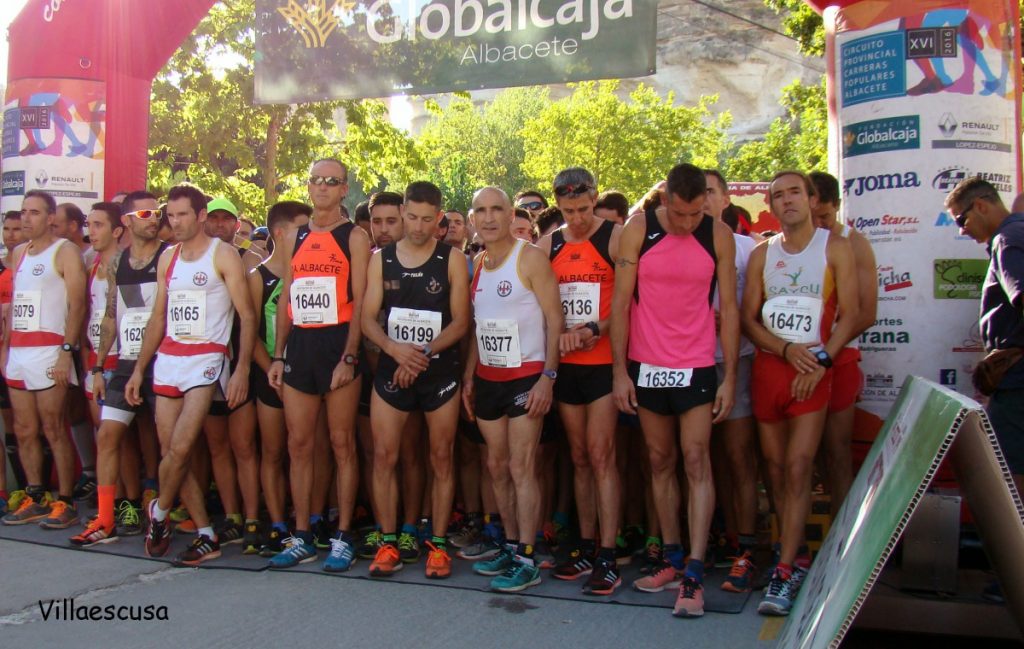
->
xmin=944 ymin=178 xmax=1024 ymax=494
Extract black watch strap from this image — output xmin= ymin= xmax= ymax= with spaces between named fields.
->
xmin=584 ymin=321 xmax=600 ymax=337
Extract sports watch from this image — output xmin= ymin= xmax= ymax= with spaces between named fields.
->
xmin=542 ymin=369 xmax=558 ymax=380
xmin=584 ymin=321 xmax=600 ymax=338
xmin=812 ymin=348 xmax=833 ymax=369
xmin=342 ymin=353 xmax=359 ymax=366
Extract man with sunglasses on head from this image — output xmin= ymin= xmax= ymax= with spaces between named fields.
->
xmin=537 ymin=168 xmax=624 ymax=595
xmin=267 ymin=158 xmax=371 ymax=572
xmin=69 ymin=193 xmax=167 ymax=545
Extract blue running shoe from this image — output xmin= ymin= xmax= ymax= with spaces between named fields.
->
xmin=757 ymin=567 xmax=806 ymax=616
xmin=473 ymin=547 xmax=515 ymax=576
xmin=269 ymin=535 xmax=317 ymax=569
xmin=323 ymin=534 xmax=356 ymax=573
xmin=490 ymin=558 xmax=541 ymax=593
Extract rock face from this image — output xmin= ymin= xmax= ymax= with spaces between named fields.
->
xmin=403 ymin=0 xmax=823 ymax=141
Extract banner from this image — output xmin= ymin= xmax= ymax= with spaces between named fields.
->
xmin=728 ymin=182 xmax=781 ymax=235
xmin=825 ymin=0 xmax=1022 ymax=419
xmin=254 ymin=0 xmax=657 ymax=103
xmin=1 ymin=79 xmax=106 ymax=214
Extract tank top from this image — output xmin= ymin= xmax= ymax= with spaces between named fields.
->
xmin=378 ymin=241 xmax=458 ymax=379
xmin=0 ymin=261 xmax=11 ymax=305
xmin=159 ymin=238 xmax=233 ymax=356
xmin=550 ymin=219 xmax=614 ymax=365
xmin=115 ymin=243 xmax=167 ymax=366
xmin=11 ymin=239 xmax=68 ymax=348
xmin=714 ymin=233 xmax=757 ymax=362
xmin=289 ymin=222 xmax=355 ymax=327
xmin=834 ymin=223 xmax=859 ymax=352
xmin=762 ymin=228 xmax=837 ymax=348
xmin=257 ymin=263 xmax=282 ymax=356
xmin=629 ymin=209 xmax=717 ymax=369
xmin=471 ymin=238 xmax=546 ymax=381
xmin=87 ymin=256 xmax=118 ymax=368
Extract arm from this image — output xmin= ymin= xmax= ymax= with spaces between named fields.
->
xmin=269 ymin=230 xmax=297 ymax=389
xmin=461 ymin=254 xmax=483 ymax=421
xmin=247 ymin=267 xmax=273 ymax=374
xmin=522 ymin=245 xmax=563 ymax=418
xmin=611 ymin=216 xmax=643 ymax=414
xmin=92 ymin=254 xmax=120 ymax=401
xmin=54 ymin=242 xmax=87 ymax=388
xmin=822 ymin=235 xmax=860 ymax=359
xmin=330 ymin=226 xmax=371 ymax=390
xmin=218 ymin=244 xmax=256 ymax=408
xmin=125 ymin=248 xmax=172 ymax=405
xmin=712 ymin=221 xmax=738 ymax=423
xmin=850 ymin=230 xmax=877 ymax=337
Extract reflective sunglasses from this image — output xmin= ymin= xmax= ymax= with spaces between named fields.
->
xmin=554 ymin=183 xmax=592 ymax=198
xmin=516 ymin=200 xmax=544 ymax=211
xmin=126 ymin=209 xmax=160 ymax=220
xmin=953 ymin=206 xmax=973 ymax=229
xmin=308 ymin=175 xmax=346 ymax=186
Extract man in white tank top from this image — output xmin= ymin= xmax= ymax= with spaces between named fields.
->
xmin=126 ymin=183 xmax=256 ymax=567
xmin=463 ymin=186 xmax=563 ymax=593
xmin=1 ymin=190 xmax=87 ymax=530
xmin=809 ymin=172 xmax=877 ymax=517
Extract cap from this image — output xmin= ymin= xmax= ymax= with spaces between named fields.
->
xmin=206 ymin=197 xmax=239 ymax=218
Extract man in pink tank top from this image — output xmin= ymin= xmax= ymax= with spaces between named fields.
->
xmin=611 ymin=163 xmax=739 ymax=618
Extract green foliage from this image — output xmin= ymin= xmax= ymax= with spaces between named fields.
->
xmin=764 ymin=0 xmax=825 ymax=57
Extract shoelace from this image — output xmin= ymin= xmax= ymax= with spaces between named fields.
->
xmin=82 ymin=517 xmax=108 ymax=536
xmin=767 ymin=571 xmax=790 ymax=598
xmin=329 ymin=537 xmax=351 ymax=558
xmin=398 ymin=533 xmax=417 ymax=551
xmin=364 ymin=530 xmax=383 ymax=545
xmin=680 ymin=578 xmax=699 ymax=599
xmin=49 ymin=500 xmax=69 ymax=517
xmin=374 ymin=544 xmax=399 ymax=563
xmin=14 ymin=495 xmax=37 ymax=515
xmin=425 ymin=541 xmax=448 ymax=563
xmin=728 ymin=555 xmax=754 ymax=578
xmin=118 ymin=502 xmax=140 ymax=526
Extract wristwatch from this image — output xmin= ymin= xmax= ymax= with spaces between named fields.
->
xmin=812 ymin=348 xmax=833 ymax=369
xmin=90 ymin=365 xmax=104 ymax=375
xmin=342 ymin=353 xmax=359 ymax=366
xmin=542 ymin=369 xmax=558 ymax=380
xmin=60 ymin=343 xmax=78 ymax=353
xmin=422 ymin=345 xmax=433 ymax=358
xmin=584 ymin=321 xmax=600 ymax=338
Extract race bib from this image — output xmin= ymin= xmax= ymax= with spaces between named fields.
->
xmin=11 ymin=290 xmax=41 ymax=332
xmin=762 ymin=295 xmax=823 ymax=344
xmin=636 ymin=363 xmax=693 ymax=389
xmin=559 ymin=282 xmax=599 ymax=327
xmin=87 ymin=307 xmax=104 ymax=350
xmin=118 ymin=308 xmax=152 ymax=359
xmin=291 ymin=276 xmax=338 ymax=326
xmin=476 ymin=318 xmax=522 ymax=368
xmin=168 ymin=290 xmax=206 ymax=338
xmin=388 ymin=307 xmax=441 ymax=349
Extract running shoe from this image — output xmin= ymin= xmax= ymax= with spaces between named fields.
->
xmin=425 ymin=542 xmax=451 ymax=579
xmin=115 ymin=500 xmax=143 ymax=537
xmin=583 ymin=558 xmax=621 ymax=596
xmin=312 ymin=518 xmax=333 ymax=550
xmin=145 ymin=500 xmax=172 ymax=558
xmin=216 ymin=519 xmax=244 ymax=545
xmin=614 ymin=534 xmax=632 ymax=566
xmin=449 ymin=520 xmax=481 ymax=548
xmin=722 ymin=551 xmax=757 ymax=593
xmin=457 ymin=524 xmax=502 ymax=560
xmin=758 ymin=567 xmax=801 ymax=616
xmin=7 ymin=490 xmax=27 ymax=513
xmin=639 ymin=540 xmax=662 ymax=575
xmin=323 ymin=534 xmax=356 ymax=573
xmin=490 ymin=558 xmax=541 ymax=593
xmin=623 ymin=525 xmax=646 ymax=557
xmin=168 ymin=505 xmax=190 ymax=523
xmin=0 ymin=494 xmax=5 ymax=516
xmin=398 ymin=531 xmax=420 ymax=563
xmin=70 ymin=518 xmax=118 ymax=548
xmin=39 ymin=500 xmax=80 ymax=529
xmin=242 ymin=521 xmax=262 ymax=555
xmin=175 ymin=519 xmax=197 ymax=535
xmin=72 ymin=474 xmax=97 ymax=504
xmin=473 ymin=547 xmax=515 ymax=576
xmin=553 ymin=547 xmax=594 ymax=581
xmin=673 ymin=576 xmax=705 ymax=618
xmin=632 ymin=560 xmax=682 ymax=593
xmin=2 ymin=492 xmax=52 ymax=525
xmin=356 ymin=529 xmax=383 ymax=559
xmin=260 ymin=528 xmax=286 ymax=558
xmin=533 ymin=538 xmax=556 ymax=570
xmin=268 ymin=535 xmax=317 ymax=569
xmin=175 ymin=534 xmax=222 ymax=566
xmin=369 ymin=543 xmax=402 ymax=576
xmin=416 ymin=518 xmax=433 ymax=545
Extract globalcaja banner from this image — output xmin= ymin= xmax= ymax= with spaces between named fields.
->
xmin=0 ymin=78 xmax=106 ymax=215
xmin=824 ymin=0 xmax=1021 ymax=420
xmin=254 ymin=0 xmax=657 ymax=103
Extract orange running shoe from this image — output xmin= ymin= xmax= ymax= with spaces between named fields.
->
xmin=369 ymin=543 xmax=403 ymax=576
xmin=425 ymin=542 xmax=451 ymax=579
xmin=175 ymin=518 xmax=198 ymax=535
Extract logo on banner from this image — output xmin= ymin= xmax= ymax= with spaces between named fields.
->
xmin=865 ymin=373 xmax=894 ymax=389
xmin=932 ymin=113 xmax=1011 ymax=152
xmin=877 ymin=265 xmax=912 ymax=301
xmin=933 ymin=259 xmax=986 ymax=299
xmin=905 ymin=27 xmax=957 ymax=59
xmin=34 ymin=169 xmax=49 ymax=188
xmin=277 ymin=0 xmax=354 ymax=48
xmin=842 ymin=172 xmax=920 ymax=197
xmin=842 ymin=115 xmax=919 ymax=157
xmin=1 ymin=171 xmax=25 ymax=197
xmin=853 ymin=214 xmax=920 ymax=244
xmin=840 ymin=31 xmax=906 ymax=106
xmin=859 ymin=317 xmax=910 ymax=352
xmin=17 ymin=107 xmax=51 ymax=130
xmin=952 ymin=323 xmax=984 ymax=353
xmin=939 ymin=369 xmax=957 ymax=386
xmin=933 ymin=167 xmax=1013 ymax=193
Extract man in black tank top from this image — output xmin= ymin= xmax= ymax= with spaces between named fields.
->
xmin=361 ymin=182 xmax=471 ymax=579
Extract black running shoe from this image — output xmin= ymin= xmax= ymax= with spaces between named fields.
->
xmin=313 ymin=518 xmax=333 ymax=550
xmin=215 ymin=519 xmax=243 ymax=545
xmin=583 ymin=558 xmax=622 ymax=596
xmin=72 ymin=474 xmax=97 ymax=504
xmin=175 ymin=534 xmax=222 ymax=566
xmin=242 ymin=520 xmax=262 ymax=555
xmin=259 ymin=528 xmax=286 ymax=558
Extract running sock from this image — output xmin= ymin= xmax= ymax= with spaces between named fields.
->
xmin=142 ymin=478 xmax=157 ymax=491
xmin=645 ymin=535 xmax=662 ymax=548
xmin=59 ymin=495 xmax=74 ymax=506
xmin=738 ymin=534 xmax=757 ymax=554
xmin=684 ymin=558 xmax=705 ymax=582
xmin=505 ymin=539 xmax=519 ymax=554
xmin=198 ymin=526 xmax=215 ymax=541
xmin=517 ymin=542 xmax=536 ymax=566
xmin=664 ymin=544 xmax=685 ymax=569
xmin=226 ymin=513 xmax=243 ymax=526
xmin=152 ymin=501 xmax=169 ymax=522
xmin=338 ymin=530 xmax=355 ymax=544
xmin=598 ymin=546 xmax=616 ymax=563
xmin=272 ymin=521 xmax=288 ymax=534
xmin=431 ymin=535 xmax=447 ymax=550
xmin=70 ymin=421 xmax=96 ymax=470
xmin=245 ymin=517 xmax=259 ymax=527
xmin=776 ymin=562 xmax=793 ymax=580
xmin=580 ymin=537 xmax=597 ymax=556
xmin=296 ymin=530 xmax=314 ymax=545
xmin=97 ymin=485 xmax=116 ymax=529
xmin=26 ymin=485 xmax=45 ymax=501
xmin=400 ymin=522 xmax=418 ymax=535
xmin=309 ymin=514 xmax=322 ymax=527
xmin=553 ymin=511 xmax=570 ymax=529
xmin=382 ymin=533 xmax=398 ymax=546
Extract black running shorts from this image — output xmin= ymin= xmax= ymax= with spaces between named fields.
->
xmin=473 ymin=373 xmax=540 ymax=421
xmin=629 ymin=363 xmax=717 ymax=417
xmin=283 ymin=324 xmax=360 ymax=396
xmin=553 ymin=363 xmax=612 ymax=405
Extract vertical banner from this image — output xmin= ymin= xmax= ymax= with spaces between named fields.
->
xmin=1 ymin=79 xmax=106 ymax=214
xmin=826 ymin=0 xmax=1021 ymax=419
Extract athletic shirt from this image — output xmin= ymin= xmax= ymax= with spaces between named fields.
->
xmin=0 ymin=261 xmax=10 ymax=305
xmin=629 ymin=209 xmax=717 ymax=369
xmin=159 ymin=238 xmax=234 ymax=356
xmin=289 ymin=222 xmax=355 ymax=328
xmin=378 ymin=241 xmax=458 ymax=379
xmin=713 ymin=233 xmax=757 ymax=362
xmin=11 ymin=238 xmax=68 ymax=348
xmin=549 ymin=219 xmax=614 ymax=365
xmin=87 ymin=256 xmax=118 ymax=369
xmin=834 ymin=223 xmax=859 ymax=352
xmin=257 ymin=264 xmax=282 ymax=356
xmin=115 ymin=243 xmax=167 ymax=368
xmin=471 ymin=238 xmax=546 ymax=381
xmin=762 ymin=228 xmax=837 ymax=348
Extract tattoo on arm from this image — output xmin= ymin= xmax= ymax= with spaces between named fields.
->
xmin=616 ymin=258 xmax=637 ymax=267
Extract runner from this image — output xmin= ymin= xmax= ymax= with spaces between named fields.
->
xmin=536 ymin=168 xmax=623 ymax=595
xmin=267 ymin=158 xmax=371 ymax=572
xmin=362 ymin=181 xmax=470 ymax=579
xmin=463 ymin=186 xmax=563 ymax=593
xmin=69 ymin=194 xmax=167 ymax=546
xmin=131 ymin=183 xmax=256 ymax=566
xmin=82 ymin=203 xmax=124 ymax=418
xmin=1 ymin=190 xmax=87 ymax=529
xmin=611 ymin=163 xmax=739 ymax=618
xmin=741 ymin=171 xmax=858 ymax=615
xmin=0 ymin=210 xmax=23 ymax=514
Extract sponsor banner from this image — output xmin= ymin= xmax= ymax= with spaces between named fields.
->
xmin=827 ymin=1 xmax=1021 ymax=418
xmin=1 ymin=78 xmax=105 ymax=214
xmin=726 ymin=182 xmax=780 ymax=235
xmin=254 ymin=0 xmax=657 ymax=103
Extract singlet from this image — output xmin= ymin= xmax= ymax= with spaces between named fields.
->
xmin=378 ymin=241 xmax=458 ymax=379
xmin=87 ymin=256 xmax=118 ymax=369
xmin=713 ymin=233 xmax=757 ymax=362
xmin=549 ymin=219 xmax=615 ymax=365
xmin=471 ymin=238 xmax=546 ymax=381
xmin=11 ymin=239 xmax=68 ymax=348
xmin=289 ymin=222 xmax=355 ymax=328
xmin=257 ymin=264 xmax=282 ymax=356
xmin=761 ymin=228 xmax=837 ymax=349
xmin=629 ymin=209 xmax=717 ymax=369
xmin=159 ymin=238 xmax=234 ymax=356
xmin=115 ymin=243 xmax=167 ymax=368
xmin=834 ymin=223 xmax=859 ymax=352
xmin=0 ymin=261 xmax=10 ymax=305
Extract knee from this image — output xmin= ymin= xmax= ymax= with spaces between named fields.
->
xmin=430 ymin=445 xmax=454 ymax=476
xmin=784 ymin=457 xmax=814 ymax=493
xmin=587 ymin=439 xmax=615 ymax=475
xmin=288 ymin=434 xmax=314 ymax=461
xmin=96 ymin=426 xmax=120 ymax=453
xmin=647 ymin=450 xmax=677 ymax=477
xmin=486 ymin=454 xmax=510 ymax=482
xmin=569 ymin=443 xmax=592 ymax=472
xmin=372 ymin=444 xmax=398 ymax=473
xmin=508 ymin=454 xmax=535 ymax=484
xmin=332 ymin=433 xmax=357 ymax=464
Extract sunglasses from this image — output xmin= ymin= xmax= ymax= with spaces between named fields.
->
xmin=126 ymin=209 xmax=160 ymax=220
xmin=953 ymin=206 xmax=972 ymax=229
xmin=554 ymin=183 xmax=592 ymax=198
xmin=308 ymin=175 xmax=346 ymax=186
xmin=516 ymin=200 xmax=544 ymax=211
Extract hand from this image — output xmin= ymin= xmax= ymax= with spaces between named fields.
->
xmin=388 ymin=341 xmax=430 ymax=375
xmin=329 ymin=360 xmax=355 ymax=391
xmin=92 ymin=372 xmax=106 ymax=403
xmin=613 ymin=369 xmax=638 ymax=415
xmin=52 ymin=351 xmax=72 ymax=389
xmin=524 ymin=375 xmax=554 ymax=418
xmin=268 ymin=359 xmax=284 ymax=389
xmin=558 ymin=324 xmax=595 ymax=356
xmin=791 ymin=366 xmax=826 ymax=401
xmin=461 ymin=373 xmax=476 ymax=421
xmin=125 ymin=370 xmax=144 ymax=406
xmin=392 ymin=365 xmax=418 ymax=389
xmin=712 ymin=375 xmax=734 ymax=424
xmin=226 ymin=366 xmax=250 ymax=409
xmin=784 ymin=343 xmax=819 ymax=375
